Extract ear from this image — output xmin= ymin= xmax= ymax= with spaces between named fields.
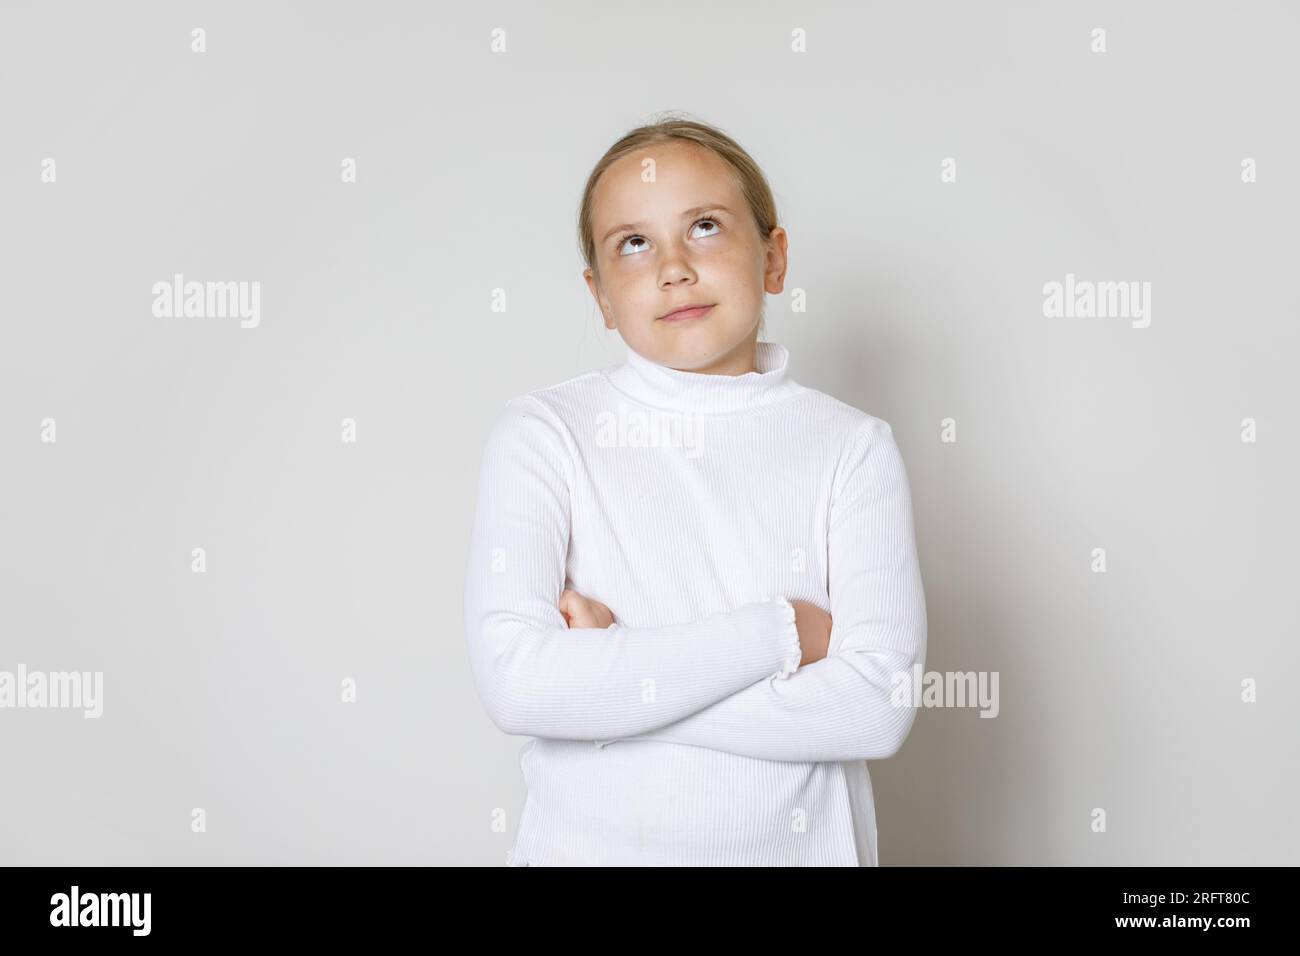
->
xmin=763 ymin=227 xmax=789 ymax=294
xmin=583 ymin=268 xmax=617 ymax=329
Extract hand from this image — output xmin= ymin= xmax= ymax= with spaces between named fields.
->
xmin=790 ymin=599 xmax=832 ymax=667
xmin=559 ymin=588 xmax=615 ymax=629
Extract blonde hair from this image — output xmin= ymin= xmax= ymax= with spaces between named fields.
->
xmin=577 ymin=111 xmax=779 ymax=334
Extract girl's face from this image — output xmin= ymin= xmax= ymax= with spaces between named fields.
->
xmin=584 ymin=140 xmax=788 ymax=374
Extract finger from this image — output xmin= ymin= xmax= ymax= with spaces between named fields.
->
xmin=574 ymin=604 xmax=604 ymax=628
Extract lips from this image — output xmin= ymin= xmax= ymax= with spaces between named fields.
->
xmin=658 ymin=303 xmax=715 ymax=323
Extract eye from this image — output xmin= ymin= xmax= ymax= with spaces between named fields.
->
xmin=690 ymin=217 xmax=720 ymax=239
xmin=615 ymin=217 xmax=722 ymax=257
xmin=616 ymin=235 xmax=648 ymax=256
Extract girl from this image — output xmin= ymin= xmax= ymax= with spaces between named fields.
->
xmin=463 ymin=115 xmax=927 ymax=866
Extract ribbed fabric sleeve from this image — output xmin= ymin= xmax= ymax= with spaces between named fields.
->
xmin=463 ymin=394 xmax=805 ymax=740
xmin=621 ymin=417 xmax=928 ymax=762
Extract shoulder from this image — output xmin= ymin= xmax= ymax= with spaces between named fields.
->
xmin=782 ymin=387 xmax=908 ymax=499
xmin=480 ymin=375 xmax=603 ymax=473
xmin=786 ymin=384 xmax=899 ymax=449
xmin=495 ymin=368 xmax=607 ymax=428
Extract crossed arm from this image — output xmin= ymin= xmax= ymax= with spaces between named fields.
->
xmin=463 ymin=394 xmax=927 ymax=761
xmin=463 ymin=395 xmax=804 ymax=740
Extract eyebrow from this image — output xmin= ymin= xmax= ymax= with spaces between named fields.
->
xmin=600 ymin=204 xmax=733 ymax=245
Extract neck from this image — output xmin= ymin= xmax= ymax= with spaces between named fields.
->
xmin=602 ymin=339 xmax=804 ymax=414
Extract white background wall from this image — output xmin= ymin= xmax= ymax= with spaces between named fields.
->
xmin=1 ymin=0 xmax=1295 ymax=864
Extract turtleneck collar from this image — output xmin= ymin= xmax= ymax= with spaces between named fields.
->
xmin=601 ymin=340 xmax=804 ymax=414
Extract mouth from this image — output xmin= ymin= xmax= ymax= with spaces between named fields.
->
xmin=657 ymin=303 xmax=715 ymax=323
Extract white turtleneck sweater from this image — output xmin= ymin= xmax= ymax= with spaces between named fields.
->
xmin=463 ymin=340 xmax=927 ymax=866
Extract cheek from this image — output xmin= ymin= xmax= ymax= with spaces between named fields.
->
xmin=600 ymin=263 xmax=638 ymax=294
xmin=710 ymin=237 xmax=763 ymax=270
xmin=604 ymin=276 xmax=653 ymax=317
xmin=605 ymin=257 xmax=655 ymax=292
xmin=709 ymin=244 xmax=766 ymax=291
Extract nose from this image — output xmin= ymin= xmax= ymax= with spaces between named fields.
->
xmin=657 ymin=254 xmax=697 ymax=289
